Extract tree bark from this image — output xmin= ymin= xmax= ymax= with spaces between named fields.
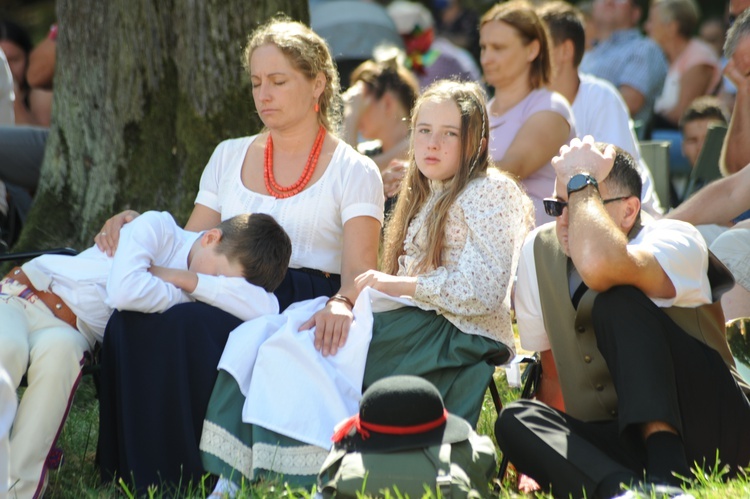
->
xmin=17 ymin=0 xmax=307 ymax=251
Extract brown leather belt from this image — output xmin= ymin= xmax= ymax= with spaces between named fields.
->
xmin=3 ymin=267 xmax=78 ymax=329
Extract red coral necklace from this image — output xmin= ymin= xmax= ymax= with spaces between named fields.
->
xmin=264 ymin=125 xmax=326 ymax=199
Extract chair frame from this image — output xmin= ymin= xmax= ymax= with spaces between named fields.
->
xmin=489 ymin=354 xmax=541 ymax=489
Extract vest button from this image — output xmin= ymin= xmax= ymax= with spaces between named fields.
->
xmin=595 ymin=383 xmax=604 ymax=391
xmin=611 ymin=409 xmax=617 ymax=417
xmin=584 ymin=355 xmax=592 ymax=363
xmin=576 ymin=326 xmax=585 ymax=333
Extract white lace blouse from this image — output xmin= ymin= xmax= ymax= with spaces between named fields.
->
xmin=399 ymin=169 xmax=532 ymax=350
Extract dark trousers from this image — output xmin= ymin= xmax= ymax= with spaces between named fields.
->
xmin=497 ymin=286 xmax=750 ymax=499
xmin=97 ymin=268 xmax=340 ymax=494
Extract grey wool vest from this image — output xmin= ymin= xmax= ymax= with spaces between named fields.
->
xmin=532 ymin=222 xmax=748 ymax=422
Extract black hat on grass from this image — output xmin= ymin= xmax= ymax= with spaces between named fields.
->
xmin=331 ymin=375 xmax=471 ymax=452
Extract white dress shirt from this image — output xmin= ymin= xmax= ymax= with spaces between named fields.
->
xmin=22 ymin=211 xmax=279 ymax=346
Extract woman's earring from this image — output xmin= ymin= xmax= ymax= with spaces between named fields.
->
xmin=314 ymin=102 xmax=320 ymax=113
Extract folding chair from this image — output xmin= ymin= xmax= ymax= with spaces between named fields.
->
xmin=681 ymin=123 xmax=727 ymax=203
xmin=488 ymin=353 xmax=541 ymax=489
xmin=639 ymin=140 xmax=671 ymax=210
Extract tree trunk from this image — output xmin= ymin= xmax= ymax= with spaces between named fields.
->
xmin=17 ymin=0 xmax=307 ymax=251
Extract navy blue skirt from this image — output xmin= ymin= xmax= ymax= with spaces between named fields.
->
xmin=97 ymin=268 xmax=339 ymax=494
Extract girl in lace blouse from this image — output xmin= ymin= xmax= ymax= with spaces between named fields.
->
xmin=356 ymin=80 xmax=534 ymax=425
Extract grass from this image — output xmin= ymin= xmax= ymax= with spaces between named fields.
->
xmin=40 ymin=369 xmax=750 ymax=498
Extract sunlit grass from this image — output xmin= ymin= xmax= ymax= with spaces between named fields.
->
xmin=40 ymin=369 xmax=750 ymax=498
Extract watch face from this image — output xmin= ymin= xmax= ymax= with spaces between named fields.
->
xmin=568 ymin=174 xmax=596 ymax=194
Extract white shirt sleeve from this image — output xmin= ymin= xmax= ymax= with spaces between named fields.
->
xmin=633 ymin=219 xmax=712 ymax=308
xmin=106 ymin=212 xmax=189 ymax=312
xmin=515 ymin=228 xmax=551 ymax=352
xmin=339 ymin=147 xmax=385 ymax=225
xmin=195 ymin=139 xmax=238 ymax=212
xmin=190 ymin=275 xmax=279 ymax=321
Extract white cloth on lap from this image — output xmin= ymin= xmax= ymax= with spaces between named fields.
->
xmin=218 ymin=288 xmax=413 ymax=450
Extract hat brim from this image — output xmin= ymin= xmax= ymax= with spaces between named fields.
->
xmin=338 ymin=413 xmax=472 ymax=453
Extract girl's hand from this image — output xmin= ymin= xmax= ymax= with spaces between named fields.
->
xmin=355 ymin=270 xmax=417 ymax=297
xmin=298 ymin=300 xmax=354 ymax=357
xmin=95 ymin=210 xmax=140 ymax=256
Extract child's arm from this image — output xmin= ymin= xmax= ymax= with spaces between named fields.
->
xmin=106 ymin=212 xmax=190 ymax=313
xmin=149 ymin=265 xmax=279 ymax=321
xmin=148 ymin=265 xmax=198 ymax=293
xmin=188 ymin=274 xmax=279 ymax=321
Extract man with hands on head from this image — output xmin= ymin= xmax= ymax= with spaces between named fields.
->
xmin=497 ymin=135 xmax=750 ymax=499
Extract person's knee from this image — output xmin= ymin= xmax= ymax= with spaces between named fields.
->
xmin=29 ymin=331 xmax=87 ymax=375
xmin=496 ymin=399 xmax=547 ymax=453
xmin=592 ymin=285 xmax=651 ymax=322
xmin=0 ymin=336 xmax=28 ymax=386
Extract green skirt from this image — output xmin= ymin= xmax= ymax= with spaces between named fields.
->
xmin=364 ymin=307 xmax=505 ymax=427
xmin=200 ymin=371 xmax=329 ymax=489
xmin=200 ymin=307 xmax=506 ymax=488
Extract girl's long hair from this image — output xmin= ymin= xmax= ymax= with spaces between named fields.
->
xmin=382 ymin=80 xmax=491 ymax=275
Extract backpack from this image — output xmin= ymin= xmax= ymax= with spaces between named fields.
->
xmin=317 ymin=431 xmax=497 ymax=498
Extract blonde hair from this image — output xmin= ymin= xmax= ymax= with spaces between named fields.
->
xmin=382 ymin=80 xmax=493 ymax=275
xmin=244 ymin=17 xmax=342 ymax=132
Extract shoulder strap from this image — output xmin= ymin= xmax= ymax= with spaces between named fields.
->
xmin=423 ymin=443 xmax=453 ymax=499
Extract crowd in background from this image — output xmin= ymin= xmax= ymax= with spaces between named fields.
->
xmin=2 ymin=1 xmax=750 ymax=498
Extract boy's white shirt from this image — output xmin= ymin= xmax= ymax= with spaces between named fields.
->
xmin=21 ymin=211 xmax=279 ymax=347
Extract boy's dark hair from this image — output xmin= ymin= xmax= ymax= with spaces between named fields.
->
xmin=215 ymin=213 xmax=291 ymax=292
xmin=538 ymin=1 xmax=587 ymax=68
xmin=678 ymin=96 xmax=728 ymax=131
xmin=595 ymin=142 xmax=643 ymax=201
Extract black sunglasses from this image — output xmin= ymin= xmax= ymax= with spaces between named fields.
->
xmin=543 ymin=196 xmax=631 ymax=217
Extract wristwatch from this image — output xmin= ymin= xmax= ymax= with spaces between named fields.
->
xmin=567 ymin=174 xmax=598 ymax=196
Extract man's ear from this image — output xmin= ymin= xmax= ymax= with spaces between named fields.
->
xmin=201 ymin=228 xmax=223 ymax=247
xmin=621 ymin=196 xmax=641 ymax=229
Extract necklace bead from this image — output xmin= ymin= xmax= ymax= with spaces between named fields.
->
xmin=264 ymin=125 xmax=326 ymax=199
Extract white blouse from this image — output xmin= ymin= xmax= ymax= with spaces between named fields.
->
xmin=195 ymin=135 xmax=384 ymax=274
xmin=400 ymin=169 xmax=532 ymax=350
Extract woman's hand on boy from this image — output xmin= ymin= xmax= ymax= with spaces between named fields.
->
xmin=96 ymin=210 xmax=140 ymax=257
xmin=355 ymin=270 xmax=417 ymax=298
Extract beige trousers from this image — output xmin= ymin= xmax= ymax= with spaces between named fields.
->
xmin=0 ymin=280 xmax=89 ymax=499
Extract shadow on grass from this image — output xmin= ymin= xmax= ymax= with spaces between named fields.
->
xmin=41 ymin=370 xmax=750 ymax=498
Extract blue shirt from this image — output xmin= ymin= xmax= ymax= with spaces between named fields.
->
xmin=580 ymin=28 xmax=668 ymax=126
